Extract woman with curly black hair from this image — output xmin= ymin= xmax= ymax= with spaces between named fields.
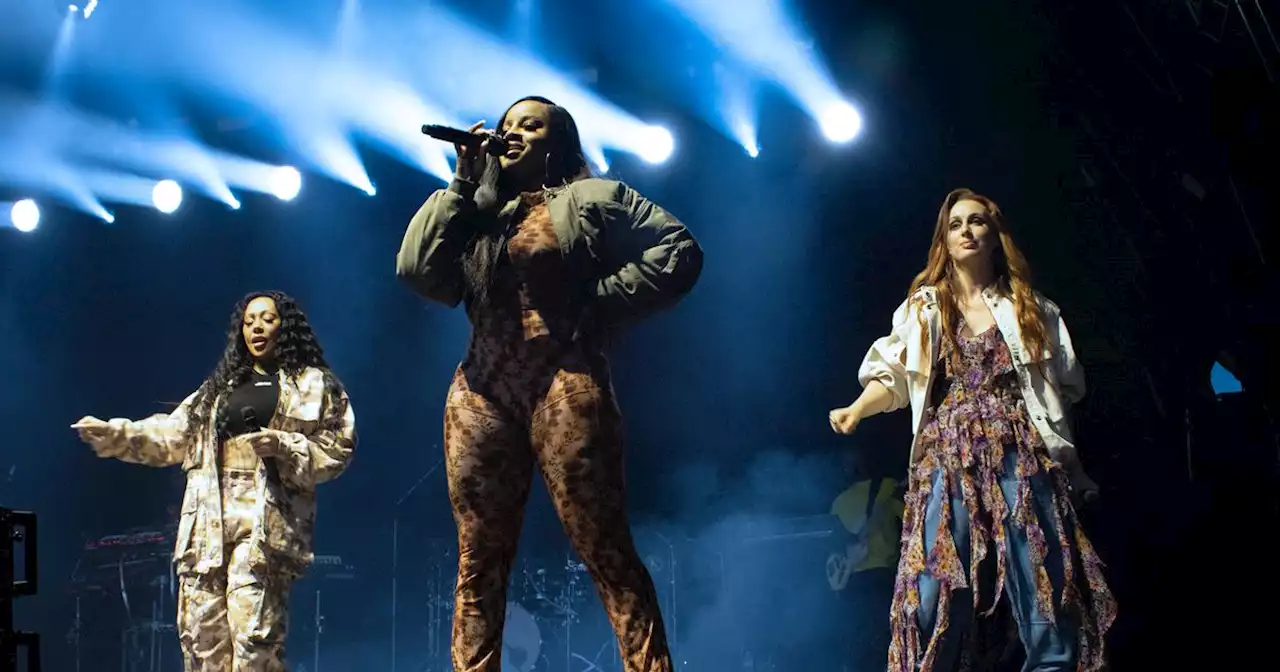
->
xmin=72 ymin=291 xmax=356 ymax=671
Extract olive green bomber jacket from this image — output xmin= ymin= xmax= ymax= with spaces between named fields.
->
xmin=395 ymin=177 xmax=704 ymax=329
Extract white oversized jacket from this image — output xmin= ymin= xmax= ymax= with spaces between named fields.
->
xmin=858 ymin=285 xmax=1098 ymax=491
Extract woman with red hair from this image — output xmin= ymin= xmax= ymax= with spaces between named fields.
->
xmin=830 ymin=189 xmax=1116 ymax=670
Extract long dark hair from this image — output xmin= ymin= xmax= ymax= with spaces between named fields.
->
xmin=464 ymin=96 xmax=592 ymax=309
xmin=182 ymin=291 xmax=340 ymax=446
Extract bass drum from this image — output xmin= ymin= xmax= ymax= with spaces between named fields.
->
xmin=501 ymin=601 xmax=542 ymax=672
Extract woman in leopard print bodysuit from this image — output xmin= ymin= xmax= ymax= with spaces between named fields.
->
xmin=397 ymin=96 xmax=703 ymax=672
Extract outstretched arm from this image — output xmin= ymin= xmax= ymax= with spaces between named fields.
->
xmin=831 ymin=298 xmax=917 ymax=434
xmin=73 ymin=391 xmax=198 ymax=467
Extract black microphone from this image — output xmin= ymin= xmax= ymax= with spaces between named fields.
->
xmin=241 ymin=407 xmax=260 ymax=433
xmin=420 ymin=124 xmax=508 ymax=156
xmin=241 ymin=406 xmax=280 ymax=476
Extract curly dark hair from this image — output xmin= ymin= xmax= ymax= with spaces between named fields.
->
xmin=182 ymin=291 xmax=341 ymax=445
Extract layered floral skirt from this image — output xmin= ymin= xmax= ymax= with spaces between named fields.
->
xmin=887 ymin=327 xmax=1116 ymax=671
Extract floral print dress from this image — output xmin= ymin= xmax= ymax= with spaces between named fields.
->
xmin=887 ymin=323 xmax=1116 ymax=671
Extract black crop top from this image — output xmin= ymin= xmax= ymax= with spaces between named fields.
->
xmin=222 ymin=369 xmax=280 ymax=437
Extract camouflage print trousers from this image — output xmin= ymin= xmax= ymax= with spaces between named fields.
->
xmin=177 ymin=472 xmax=292 ymax=671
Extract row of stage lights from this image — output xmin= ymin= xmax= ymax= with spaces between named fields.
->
xmin=6 ymin=165 xmax=304 ymax=234
xmin=6 ymin=105 xmax=864 ymax=234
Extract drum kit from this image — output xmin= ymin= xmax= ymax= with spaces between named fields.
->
xmin=66 ymin=516 xmax=857 ymax=672
xmin=391 ymin=540 xmax=624 ymax=672
xmin=407 ymin=553 xmax=620 ymax=672
xmin=489 ymin=530 xmax=691 ymax=672
xmin=500 ymin=556 xmax=619 ymax=672
xmin=396 ymin=546 xmax=624 ymax=672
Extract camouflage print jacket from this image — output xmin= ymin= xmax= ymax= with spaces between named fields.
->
xmin=89 ymin=367 xmax=356 ymax=576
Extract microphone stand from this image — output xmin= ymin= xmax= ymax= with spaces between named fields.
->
xmin=390 ymin=455 xmax=444 ymax=672
xmin=314 ymin=589 xmax=323 ymax=672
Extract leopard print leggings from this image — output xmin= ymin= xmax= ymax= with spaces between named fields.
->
xmin=443 ymin=345 xmax=672 ymax=672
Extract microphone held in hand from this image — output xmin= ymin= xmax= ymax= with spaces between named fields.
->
xmin=241 ymin=407 xmax=260 ymax=433
xmin=241 ymin=406 xmax=281 ymax=475
xmin=421 ymin=124 xmax=508 ymax=156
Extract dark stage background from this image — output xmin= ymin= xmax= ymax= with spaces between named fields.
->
xmin=3 ymin=1 xmax=1277 ymax=670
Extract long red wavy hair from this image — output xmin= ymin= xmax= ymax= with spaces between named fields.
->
xmin=907 ymin=188 xmax=1050 ymax=371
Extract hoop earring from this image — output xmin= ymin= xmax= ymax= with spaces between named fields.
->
xmin=542 ymin=151 xmax=569 ymax=189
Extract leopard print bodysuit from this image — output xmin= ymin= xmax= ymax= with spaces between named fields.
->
xmin=443 ymin=191 xmax=672 ymax=672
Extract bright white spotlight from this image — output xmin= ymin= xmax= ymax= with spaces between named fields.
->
xmin=820 ymin=102 xmax=863 ymax=143
xmin=638 ymin=126 xmax=675 ymax=165
xmin=10 ymin=199 xmax=40 ymax=233
xmin=152 ymin=180 xmax=183 ymax=214
xmin=269 ymin=166 xmax=302 ymax=201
